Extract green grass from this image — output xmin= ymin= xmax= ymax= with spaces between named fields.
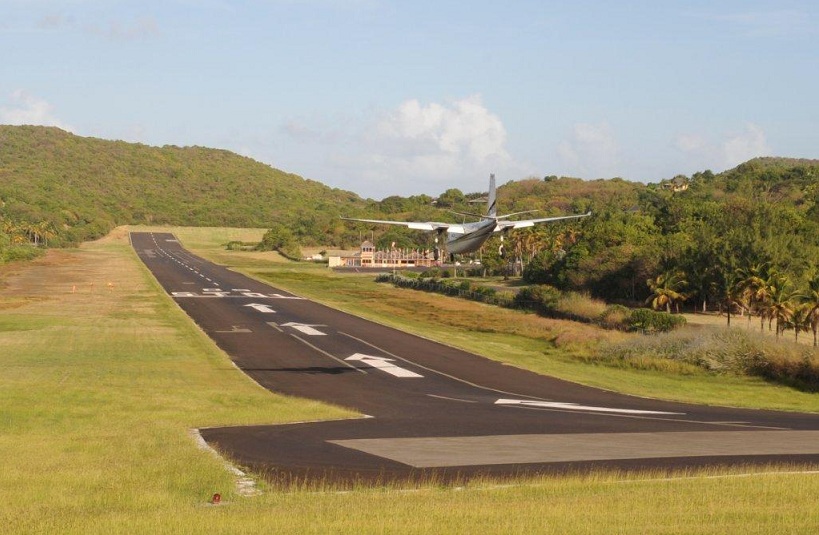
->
xmin=0 ymin=229 xmax=354 ymax=533
xmin=4 ymin=226 xmax=817 ymax=533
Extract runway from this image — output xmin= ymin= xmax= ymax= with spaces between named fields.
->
xmin=131 ymin=232 xmax=819 ymax=483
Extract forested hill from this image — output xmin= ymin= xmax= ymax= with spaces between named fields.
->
xmin=0 ymin=125 xmax=367 ymax=247
xmin=2 ymin=125 xmax=818 ymax=307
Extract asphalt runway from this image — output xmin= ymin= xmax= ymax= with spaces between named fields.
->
xmin=131 ymin=232 xmax=819 ymax=484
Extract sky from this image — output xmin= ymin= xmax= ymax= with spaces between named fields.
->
xmin=1 ymin=1 xmax=817 ymax=199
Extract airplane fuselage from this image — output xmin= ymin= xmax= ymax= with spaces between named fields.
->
xmin=446 ymin=218 xmax=497 ymax=255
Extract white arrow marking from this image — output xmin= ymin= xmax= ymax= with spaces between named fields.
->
xmin=280 ymin=322 xmax=326 ymax=336
xmin=495 ymin=399 xmax=684 ymax=416
xmin=244 ymin=303 xmax=277 ymax=313
xmin=345 ymin=353 xmax=423 ymax=378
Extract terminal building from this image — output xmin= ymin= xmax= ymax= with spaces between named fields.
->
xmin=328 ymin=241 xmax=437 ymax=269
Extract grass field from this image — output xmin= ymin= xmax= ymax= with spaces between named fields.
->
xmin=2 ymin=226 xmax=818 ymax=533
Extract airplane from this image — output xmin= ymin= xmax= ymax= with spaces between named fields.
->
xmin=341 ymin=174 xmax=591 ymax=259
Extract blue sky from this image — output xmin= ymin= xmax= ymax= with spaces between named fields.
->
xmin=2 ymin=1 xmax=817 ymax=199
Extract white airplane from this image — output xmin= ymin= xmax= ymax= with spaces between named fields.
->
xmin=342 ymin=174 xmax=591 ymax=257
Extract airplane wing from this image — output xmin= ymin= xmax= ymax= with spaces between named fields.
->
xmin=494 ymin=211 xmax=592 ymax=231
xmin=340 ymin=217 xmax=452 ymax=232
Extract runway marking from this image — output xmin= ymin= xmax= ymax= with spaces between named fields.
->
xmin=330 ymin=430 xmax=819 ymax=468
xmin=427 ymin=394 xmax=479 ymax=403
xmin=346 ymin=354 xmax=423 ymax=378
xmin=215 ymin=326 xmax=252 ymax=333
xmin=244 ymin=303 xmax=277 ymax=313
xmin=172 ymin=294 xmax=287 ymax=299
xmin=495 ymin=398 xmax=684 ymax=416
xmin=280 ymin=322 xmax=327 ymax=336
xmin=496 ymin=403 xmax=788 ymax=429
xmin=290 ymin=335 xmax=366 ymax=374
xmin=266 ymin=322 xmax=283 ymax=332
xmin=339 ymin=332 xmax=576 ymax=401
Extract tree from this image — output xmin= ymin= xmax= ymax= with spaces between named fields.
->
xmin=256 ymin=223 xmax=302 ymax=259
xmin=765 ymin=273 xmax=797 ymax=340
xmin=715 ymin=266 xmax=744 ymax=327
xmin=646 ymin=271 xmax=688 ymax=313
xmin=803 ymin=273 xmax=819 ymax=347
xmin=436 ymin=188 xmax=465 ymax=208
xmin=787 ymin=304 xmax=812 ymax=344
xmin=738 ymin=262 xmax=772 ymax=329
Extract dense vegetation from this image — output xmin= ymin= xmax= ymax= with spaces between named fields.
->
xmin=376 ymin=273 xmax=686 ymax=333
xmin=0 ymin=125 xmax=369 ymax=254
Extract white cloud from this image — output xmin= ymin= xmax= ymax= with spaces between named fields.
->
xmin=282 ymin=95 xmax=524 ymax=197
xmin=369 ymin=96 xmax=511 ymax=165
xmin=0 ymin=90 xmax=73 ymax=131
xmin=675 ymin=123 xmax=771 ymax=171
xmin=557 ymin=121 xmax=621 ymax=178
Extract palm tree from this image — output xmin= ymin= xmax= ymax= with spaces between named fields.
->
xmin=738 ymin=262 xmax=772 ymax=330
xmin=646 ymin=271 xmax=688 ymax=313
xmin=766 ymin=273 xmax=797 ymax=340
xmin=787 ymin=304 xmax=812 ymax=344
xmin=803 ymin=274 xmax=819 ymax=347
xmin=36 ymin=221 xmax=56 ymax=247
xmin=2 ymin=218 xmax=25 ymax=244
xmin=715 ymin=267 xmax=744 ymax=327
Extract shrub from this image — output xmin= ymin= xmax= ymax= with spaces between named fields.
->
xmin=627 ymin=308 xmax=686 ymax=333
xmin=602 ymin=328 xmax=819 ymax=391
xmin=1 ymin=245 xmax=45 ymax=263
xmin=599 ymin=304 xmax=631 ymax=330
xmin=514 ymin=285 xmax=561 ymax=314
xmin=555 ymin=292 xmax=608 ymax=321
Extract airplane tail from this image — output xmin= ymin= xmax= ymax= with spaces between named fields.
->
xmin=486 ymin=173 xmax=497 ymax=218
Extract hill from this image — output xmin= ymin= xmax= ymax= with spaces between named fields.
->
xmin=2 ymin=125 xmax=818 ymax=310
xmin=0 ymin=125 xmax=368 ymax=249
